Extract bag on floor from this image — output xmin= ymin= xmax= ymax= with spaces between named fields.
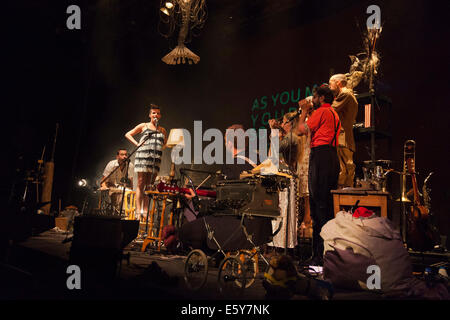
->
xmin=321 ymin=209 xmax=409 ymax=293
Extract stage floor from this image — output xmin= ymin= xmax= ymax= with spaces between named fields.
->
xmin=1 ymin=229 xmax=448 ymax=301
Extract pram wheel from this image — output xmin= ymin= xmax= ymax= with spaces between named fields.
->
xmin=236 ymin=250 xmax=258 ymax=288
xmin=184 ymin=249 xmax=208 ymax=290
xmin=217 ymin=256 xmax=246 ymax=296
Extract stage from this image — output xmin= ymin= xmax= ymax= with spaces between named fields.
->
xmin=2 ymin=228 xmax=448 ymax=301
xmin=5 ymin=1 xmax=450 ymax=310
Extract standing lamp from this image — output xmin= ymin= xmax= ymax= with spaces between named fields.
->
xmin=166 ymin=129 xmax=186 ymax=181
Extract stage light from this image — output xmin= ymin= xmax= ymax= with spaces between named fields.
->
xmin=160 ymin=7 xmax=170 ymax=16
xmin=165 ymin=1 xmax=174 ymax=9
xmin=78 ymin=179 xmax=87 ymax=187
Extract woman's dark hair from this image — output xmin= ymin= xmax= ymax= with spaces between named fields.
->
xmin=226 ymin=124 xmax=249 ymax=150
xmin=314 ymin=85 xmax=334 ymax=104
xmin=149 ymin=103 xmax=160 ymax=111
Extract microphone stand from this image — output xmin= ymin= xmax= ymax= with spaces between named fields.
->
xmin=285 ymin=127 xmax=293 ymax=255
xmin=283 ymin=115 xmax=297 ymax=255
xmin=149 ymin=118 xmax=159 ymax=192
xmin=145 ymin=118 xmax=160 ymax=235
xmin=118 ymin=158 xmax=131 ymax=218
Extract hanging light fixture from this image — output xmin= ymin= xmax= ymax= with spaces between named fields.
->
xmin=161 ymin=1 xmax=174 ymax=15
xmin=160 ymin=7 xmax=170 ymax=16
xmin=158 ymin=0 xmax=208 ymax=65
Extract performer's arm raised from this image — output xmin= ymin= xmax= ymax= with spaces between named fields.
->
xmin=297 ymin=99 xmax=312 ymax=136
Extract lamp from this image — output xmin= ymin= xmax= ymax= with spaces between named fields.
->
xmin=166 ymin=128 xmax=185 ymax=148
xmin=166 ymin=129 xmax=186 ymax=180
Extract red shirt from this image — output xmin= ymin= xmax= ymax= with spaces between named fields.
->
xmin=306 ymin=103 xmax=341 ymax=148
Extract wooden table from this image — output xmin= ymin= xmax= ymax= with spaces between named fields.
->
xmin=331 ymin=189 xmax=390 ymax=218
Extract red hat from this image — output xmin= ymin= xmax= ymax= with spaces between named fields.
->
xmin=352 ymin=207 xmax=375 ymax=218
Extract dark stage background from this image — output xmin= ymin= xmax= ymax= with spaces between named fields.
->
xmin=5 ymin=0 xmax=450 ymax=239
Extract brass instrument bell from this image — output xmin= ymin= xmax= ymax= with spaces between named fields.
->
xmin=397 ymin=140 xmax=415 ymax=202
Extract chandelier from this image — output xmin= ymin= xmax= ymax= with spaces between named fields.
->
xmin=158 ymin=0 xmax=208 ymax=65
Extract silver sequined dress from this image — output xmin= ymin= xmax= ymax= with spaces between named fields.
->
xmin=134 ymin=127 xmax=165 ymax=174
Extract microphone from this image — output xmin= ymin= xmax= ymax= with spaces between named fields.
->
xmin=153 ymin=116 xmax=159 ymax=127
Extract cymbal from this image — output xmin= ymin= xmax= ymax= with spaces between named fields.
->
xmin=377 ymin=159 xmax=392 ymax=164
xmin=363 ymin=159 xmax=392 ymax=164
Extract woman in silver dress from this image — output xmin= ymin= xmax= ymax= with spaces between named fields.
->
xmin=125 ymin=104 xmax=167 ymax=217
xmin=268 ymin=112 xmax=301 ymax=250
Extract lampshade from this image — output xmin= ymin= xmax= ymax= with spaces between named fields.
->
xmin=166 ymin=128 xmax=185 ymax=147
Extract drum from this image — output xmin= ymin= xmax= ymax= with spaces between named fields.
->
xmin=374 ymin=166 xmax=384 ymax=179
xmin=97 ymin=187 xmax=134 ymax=217
xmin=362 ymin=161 xmax=391 ymax=192
xmin=155 ymin=176 xmax=170 ymax=184
xmin=99 ymin=188 xmax=112 ymax=212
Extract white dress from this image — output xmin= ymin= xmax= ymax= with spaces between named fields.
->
xmin=270 ymin=177 xmax=298 ymax=249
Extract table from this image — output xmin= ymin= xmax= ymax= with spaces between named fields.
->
xmin=331 ymin=189 xmax=390 ymax=218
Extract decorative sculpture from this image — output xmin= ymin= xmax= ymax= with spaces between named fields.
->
xmin=346 ymin=27 xmax=382 ymax=89
xmin=158 ymin=0 xmax=207 ymax=65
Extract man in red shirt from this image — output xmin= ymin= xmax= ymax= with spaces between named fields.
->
xmin=297 ymin=85 xmax=341 ymax=265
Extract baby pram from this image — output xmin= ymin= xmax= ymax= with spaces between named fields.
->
xmin=182 ymin=176 xmax=286 ymax=294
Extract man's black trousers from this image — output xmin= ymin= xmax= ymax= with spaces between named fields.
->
xmin=308 ymin=145 xmax=340 ymax=259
